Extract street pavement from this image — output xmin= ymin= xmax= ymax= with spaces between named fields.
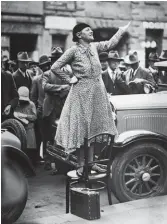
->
xmin=15 ymin=165 xmax=167 ymax=224
xmin=16 ymin=164 xmax=119 ymax=223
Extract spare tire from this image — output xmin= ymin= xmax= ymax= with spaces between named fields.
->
xmin=1 ymin=119 xmax=27 ymax=152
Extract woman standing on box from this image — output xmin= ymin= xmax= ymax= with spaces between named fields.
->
xmin=51 ymin=22 xmax=131 ymax=176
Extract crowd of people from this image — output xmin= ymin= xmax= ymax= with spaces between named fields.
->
xmin=1 ymin=21 xmax=167 ymax=175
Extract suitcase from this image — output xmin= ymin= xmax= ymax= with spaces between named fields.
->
xmin=70 ymin=188 xmax=101 ymax=220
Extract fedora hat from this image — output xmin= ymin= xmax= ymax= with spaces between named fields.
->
xmin=39 ymin=55 xmax=51 ymax=67
xmin=99 ymin=52 xmax=108 ymax=62
xmin=17 ymin=52 xmax=31 ymax=62
xmin=108 ymin=51 xmax=122 ymax=61
xmin=28 ymin=60 xmax=39 ymax=67
xmin=49 ymin=47 xmax=63 ymax=59
xmin=148 ymin=52 xmax=159 ymax=62
xmin=124 ymin=51 xmax=139 ymax=65
xmin=159 ymin=50 xmax=167 ymax=61
xmin=18 ymin=86 xmax=30 ymax=102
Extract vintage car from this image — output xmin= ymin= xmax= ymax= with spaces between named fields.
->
xmin=1 ymin=119 xmax=35 ymax=223
xmin=47 ymin=61 xmax=167 ymax=203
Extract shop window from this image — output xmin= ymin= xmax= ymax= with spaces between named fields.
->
xmin=52 ymin=34 xmax=66 ymax=52
xmin=145 ymin=29 xmax=163 ymax=68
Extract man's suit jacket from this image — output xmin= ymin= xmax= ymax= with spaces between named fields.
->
xmin=116 ymin=66 xmax=156 ymax=94
xmin=42 ymin=69 xmax=71 ymax=118
xmin=30 ymin=74 xmax=45 ymax=115
xmin=102 ymin=69 xmax=116 ymax=94
xmin=1 ymin=70 xmax=19 ymax=114
xmin=13 ymin=69 xmax=33 ymax=90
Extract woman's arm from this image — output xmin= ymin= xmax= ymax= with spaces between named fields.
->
xmin=94 ymin=22 xmax=131 ymax=53
xmin=51 ymin=47 xmax=75 ymax=83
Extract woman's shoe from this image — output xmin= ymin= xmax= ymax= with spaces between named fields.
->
xmin=76 ymin=167 xmax=84 ymax=177
xmin=91 ymin=163 xmax=106 ymax=173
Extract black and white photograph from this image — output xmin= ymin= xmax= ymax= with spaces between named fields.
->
xmin=1 ymin=1 xmax=167 ymax=223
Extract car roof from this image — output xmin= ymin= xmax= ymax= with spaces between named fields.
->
xmin=110 ymin=93 xmax=167 ymax=110
xmin=154 ymin=61 xmax=167 ymax=67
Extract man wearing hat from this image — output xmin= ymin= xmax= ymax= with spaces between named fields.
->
xmin=102 ymin=50 xmax=123 ymax=95
xmin=157 ymin=50 xmax=167 ymax=84
xmin=31 ymin=55 xmax=51 ymax=164
xmin=41 ymin=49 xmax=71 ymax=171
xmin=147 ymin=52 xmax=159 ymax=84
xmin=1 ymin=56 xmax=19 ymax=121
xmin=13 ymin=52 xmax=33 ymax=90
xmin=116 ymin=51 xmax=155 ymax=94
xmin=99 ymin=52 xmax=109 ymax=72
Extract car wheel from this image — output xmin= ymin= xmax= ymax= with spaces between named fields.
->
xmin=111 ymin=143 xmax=167 ymax=202
xmin=1 ymin=118 xmax=27 ymax=152
xmin=1 ymin=158 xmax=28 ymax=224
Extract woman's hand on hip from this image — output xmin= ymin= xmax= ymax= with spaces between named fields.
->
xmin=70 ymin=76 xmax=78 ymax=85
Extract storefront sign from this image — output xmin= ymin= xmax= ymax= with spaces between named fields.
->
xmin=143 ymin=21 xmax=167 ymax=29
xmin=45 ymin=16 xmax=76 ymax=30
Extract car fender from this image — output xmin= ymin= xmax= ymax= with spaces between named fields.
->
xmin=2 ymin=145 xmax=36 ymax=177
xmin=114 ymin=130 xmax=167 ymax=149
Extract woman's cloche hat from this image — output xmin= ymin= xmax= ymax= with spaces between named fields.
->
xmin=18 ymin=86 xmax=30 ymax=102
xmin=72 ymin=23 xmax=91 ymax=42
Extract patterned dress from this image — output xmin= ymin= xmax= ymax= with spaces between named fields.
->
xmin=51 ymin=28 xmax=124 ymax=151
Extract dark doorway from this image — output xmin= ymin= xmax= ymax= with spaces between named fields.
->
xmin=145 ymin=29 xmax=163 ymax=68
xmin=10 ymin=34 xmax=37 ymax=60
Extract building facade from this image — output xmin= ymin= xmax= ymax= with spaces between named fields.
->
xmin=1 ymin=1 xmax=167 ymax=66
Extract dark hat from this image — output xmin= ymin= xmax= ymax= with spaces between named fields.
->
xmin=124 ymin=51 xmax=139 ymax=65
xmin=99 ymin=52 xmax=108 ymax=62
xmin=159 ymin=50 xmax=167 ymax=61
xmin=28 ymin=60 xmax=39 ymax=67
xmin=148 ymin=52 xmax=159 ymax=62
xmin=72 ymin=23 xmax=90 ymax=42
xmin=49 ymin=47 xmax=63 ymax=59
xmin=39 ymin=55 xmax=51 ymax=67
xmin=17 ymin=52 xmax=31 ymax=62
xmin=108 ymin=51 xmax=122 ymax=61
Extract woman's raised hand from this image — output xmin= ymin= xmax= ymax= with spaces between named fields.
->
xmin=70 ymin=76 xmax=78 ymax=84
xmin=120 ymin=21 xmax=131 ymax=31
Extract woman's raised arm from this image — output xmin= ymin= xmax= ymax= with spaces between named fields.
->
xmin=94 ymin=21 xmax=131 ymax=53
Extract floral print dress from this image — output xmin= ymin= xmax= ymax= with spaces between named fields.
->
xmin=51 ymin=28 xmax=124 ymax=151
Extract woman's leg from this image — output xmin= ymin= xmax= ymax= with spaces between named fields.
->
xmin=76 ymin=146 xmax=85 ymax=167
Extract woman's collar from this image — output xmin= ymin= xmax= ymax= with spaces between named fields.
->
xmin=76 ymin=43 xmax=94 ymax=55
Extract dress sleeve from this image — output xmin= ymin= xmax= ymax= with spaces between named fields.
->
xmin=51 ymin=47 xmax=75 ymax=83
xmin=94 ymin=28 xmax=125 ymax=53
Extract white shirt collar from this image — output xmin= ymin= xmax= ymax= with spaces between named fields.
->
xmin=107 ymin=67 xmax=115 ymax=82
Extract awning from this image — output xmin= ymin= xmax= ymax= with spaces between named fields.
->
xmin=77 ymin=17 xmax=123 ymax=29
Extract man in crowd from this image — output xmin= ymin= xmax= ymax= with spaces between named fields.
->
xmin=13 ymin=52 xmax=33 ymax=90
xmin=31 ymin=55 xmax=51 ymax=164
xmin=116 ymin=51 xmax=155 ymax=94
xmin=158 ymin=50 xmax=167 ymax=84
xmin=42 ymin=48 xmax=71 ymax=144
xmin=99 ymin=52 xmax=109 ymax=72
xmin=28 ymin=60 xmax=39 ymax=78
xmin=147 ymin=52 xmax=159 ymax=84
xmin=1 ymin=55 xmax=19 ymax=122
xmin=102 ymin=50 xmax=123 ymax=95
